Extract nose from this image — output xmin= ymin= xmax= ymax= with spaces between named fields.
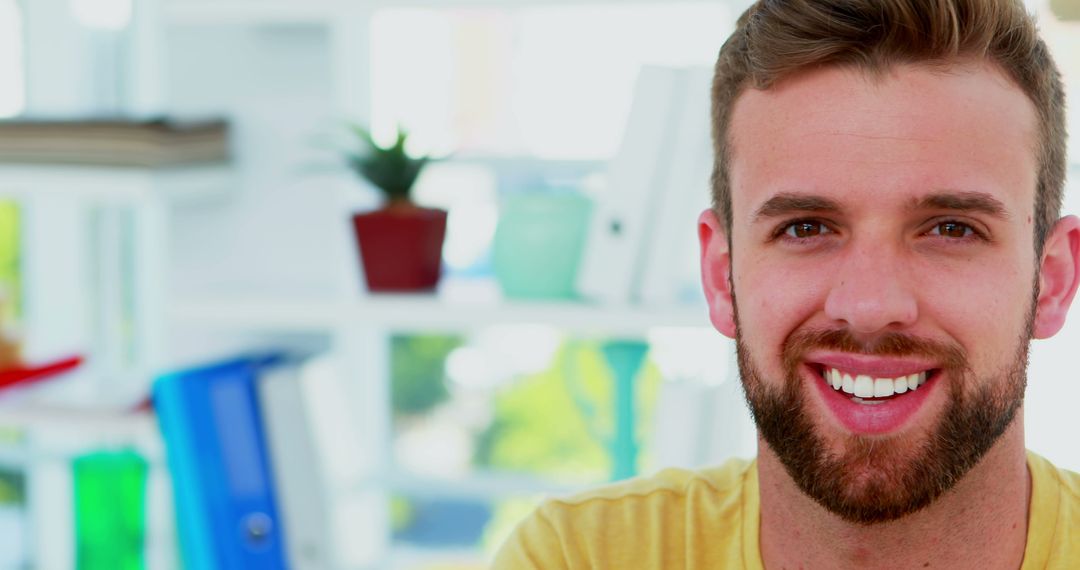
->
xmin=823 ymin=243 xmax=919 ymax=335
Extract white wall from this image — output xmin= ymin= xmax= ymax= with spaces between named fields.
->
xmin=163 ymin=24 xmax=367 ymax=300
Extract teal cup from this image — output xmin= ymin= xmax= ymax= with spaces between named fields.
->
xmin=493 ymin=192 xmax=593 ymax=300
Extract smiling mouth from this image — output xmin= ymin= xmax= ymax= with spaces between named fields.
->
xmin=817 ymin=366 xmax=939 ymax=405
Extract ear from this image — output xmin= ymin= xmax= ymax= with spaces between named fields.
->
xmin=699 ymin=209 xmax=737 ymax=338
xmin=1032 ymin=215 xmax=1080 ymax=339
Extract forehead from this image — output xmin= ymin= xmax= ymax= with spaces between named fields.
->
xmin=726 ymin=61 xmax=1039 ymax=224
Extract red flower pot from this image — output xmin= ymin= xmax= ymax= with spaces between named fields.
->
xmin=351 ymin=205 xmax=447 ymax=292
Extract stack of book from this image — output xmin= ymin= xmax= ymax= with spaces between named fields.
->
xmin=0 ymin=118 xmax=229 ymax=167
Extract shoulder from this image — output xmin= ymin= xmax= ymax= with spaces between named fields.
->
xmin=491 ymin=458 xmax=756 ymax=569
xmin=1028 ymin=450 xmax=1080 ymax=503
xmin=541 ymin=457 xmax=754 ymax=520
xmin=1036 ymin=453 xmax=1080 ymax=518
xmin=1024 ymin=450 xmax=1080 ymax=567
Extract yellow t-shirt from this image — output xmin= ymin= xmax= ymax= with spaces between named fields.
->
xmin=492 ymin=451 xmax=1080 ymax=569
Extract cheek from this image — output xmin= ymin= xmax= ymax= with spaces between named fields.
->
xmin=918 ymin=245 xmax=1033 ymax=307
xmin=733 ymin=256 xmax=827 ymax=352
xmin=914 ymin=255 xmax=1035 ymax=367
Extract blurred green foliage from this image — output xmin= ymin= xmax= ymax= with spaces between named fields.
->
xmin=389 ymin=495 xmax=413 ymax=533
xmin=474 ymin=340 xmax=662 ymax=483
xmin=0 ymin=468 xmax=24 ymax=505
xmin=343 ymin=124 xmax=429 ymax=204
xmin=473 ymin=339 xmax=662 ymax=556
xmin=390 ymin=334 xmax=462 ymax=416
xmin=387 ymin=334 xmax=666 ymax=558
xmin=0 ymin=201 xmax=19 ymax=324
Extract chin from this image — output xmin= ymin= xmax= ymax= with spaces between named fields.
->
xmin=737 ymin=327 xmax=1029 ymax=524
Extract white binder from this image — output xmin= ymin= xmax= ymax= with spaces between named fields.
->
xmin=577 ymin=66 xmax=714 ymax=307
xmin=576 ymin=66 xmax=687 ymax=305
xmin=258 ymin=360 xmax=334 ymax=570
xmin=638 ymin=67 xmax=714 ymax=306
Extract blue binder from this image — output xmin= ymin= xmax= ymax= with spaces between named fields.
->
xmin=153 ymin=354 xmax=289 ymax=570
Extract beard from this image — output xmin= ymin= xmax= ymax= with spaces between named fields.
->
xmin=737 ymin=321 xmax=1030 ymax=525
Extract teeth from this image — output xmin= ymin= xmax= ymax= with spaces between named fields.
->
xmin=823 ymin=367 xmax=932 ymax=400
xmin=854 ymin=375 xmax=874 ymax=398
xmin=842 ymin=373 xmax=855 ymax=394
xmin=873 ymin=378 xmax=893 ymax=398
xmin=895 ymin=376 xmax=908 ymax=393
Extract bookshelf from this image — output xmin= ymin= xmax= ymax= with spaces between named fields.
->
xmin=0 ymin=164 xmax=232 ymax=203
xmin=0 ymin=402 xmax=158 ymax=438
xmin=170 ymin=293 xmax=709 ymax=335
xmin=0 ymin=162 xmax=233 ymax=396
xmin=0 ymin=161 xmax=231 ymax=570
xmin=154 ymin=2 xmax=722 ymax=567
xmin=164 ymin=284 xmax=715 ymax=569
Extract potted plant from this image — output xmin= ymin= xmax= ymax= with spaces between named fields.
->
xmin=344 ymin=124 xmax=446 ymax=292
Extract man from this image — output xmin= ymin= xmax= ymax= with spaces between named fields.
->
xmin=493 ymin=0 xmax=1080 ymax=567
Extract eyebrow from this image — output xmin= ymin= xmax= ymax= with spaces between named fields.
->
xmin=752 ymin=193 xmax=843 ymax=222
xmin=912 ymin=191 xmax=1011 ymax=220
xmin=751 ymin=190 xmax=1011 ymax=223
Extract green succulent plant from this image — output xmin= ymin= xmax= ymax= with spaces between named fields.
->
xmin=345 ymin=124 xmax=429 ymax=204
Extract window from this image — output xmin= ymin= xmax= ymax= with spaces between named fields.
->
xmin=384 ymin=327 xmax=742 ymax=561
xmin=370 ymin=4 xmax=734 ymax=284
xmin=370 ymin=3 xmax=733 ymax=159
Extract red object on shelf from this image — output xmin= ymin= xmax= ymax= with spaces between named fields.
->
xmin=0 ymin=355 xmax=84 ymax=391
xmin=351 ymin=205 xmax=447 ymax=292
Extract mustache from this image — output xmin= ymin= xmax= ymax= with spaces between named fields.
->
xmin=781 ymin=328 xmax=968 ymax=373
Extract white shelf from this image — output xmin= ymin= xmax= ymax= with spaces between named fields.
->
xmin=0 ymin=403 xmax=158 ymax=439
xmin=0 ymin=163 xmax=234 ymax=204
xmin=170 ymin=293 xmax=710 ymax=335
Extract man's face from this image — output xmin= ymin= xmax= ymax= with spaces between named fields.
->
xmin=704 ymin=62 xmax=1041 ymax=523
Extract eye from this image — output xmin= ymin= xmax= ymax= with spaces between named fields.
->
xmin=928 ymin=220 xmax=975 ymax=239
xmin=783 ymin=221 xmax=831 ymax=239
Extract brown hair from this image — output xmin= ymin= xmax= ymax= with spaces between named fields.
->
xmin=711 ymin=0 xmax=1067 ymax=254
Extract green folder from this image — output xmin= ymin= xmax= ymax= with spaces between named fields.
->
xmin=73 ymin=450 xmax=148 ymax=570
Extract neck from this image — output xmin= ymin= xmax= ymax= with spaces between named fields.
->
xmin=758 ymin=410 xmax=1030 ymax=569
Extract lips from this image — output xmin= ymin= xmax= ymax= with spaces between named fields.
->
xmin=805 ymin=358 xmax=941 ymax=434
